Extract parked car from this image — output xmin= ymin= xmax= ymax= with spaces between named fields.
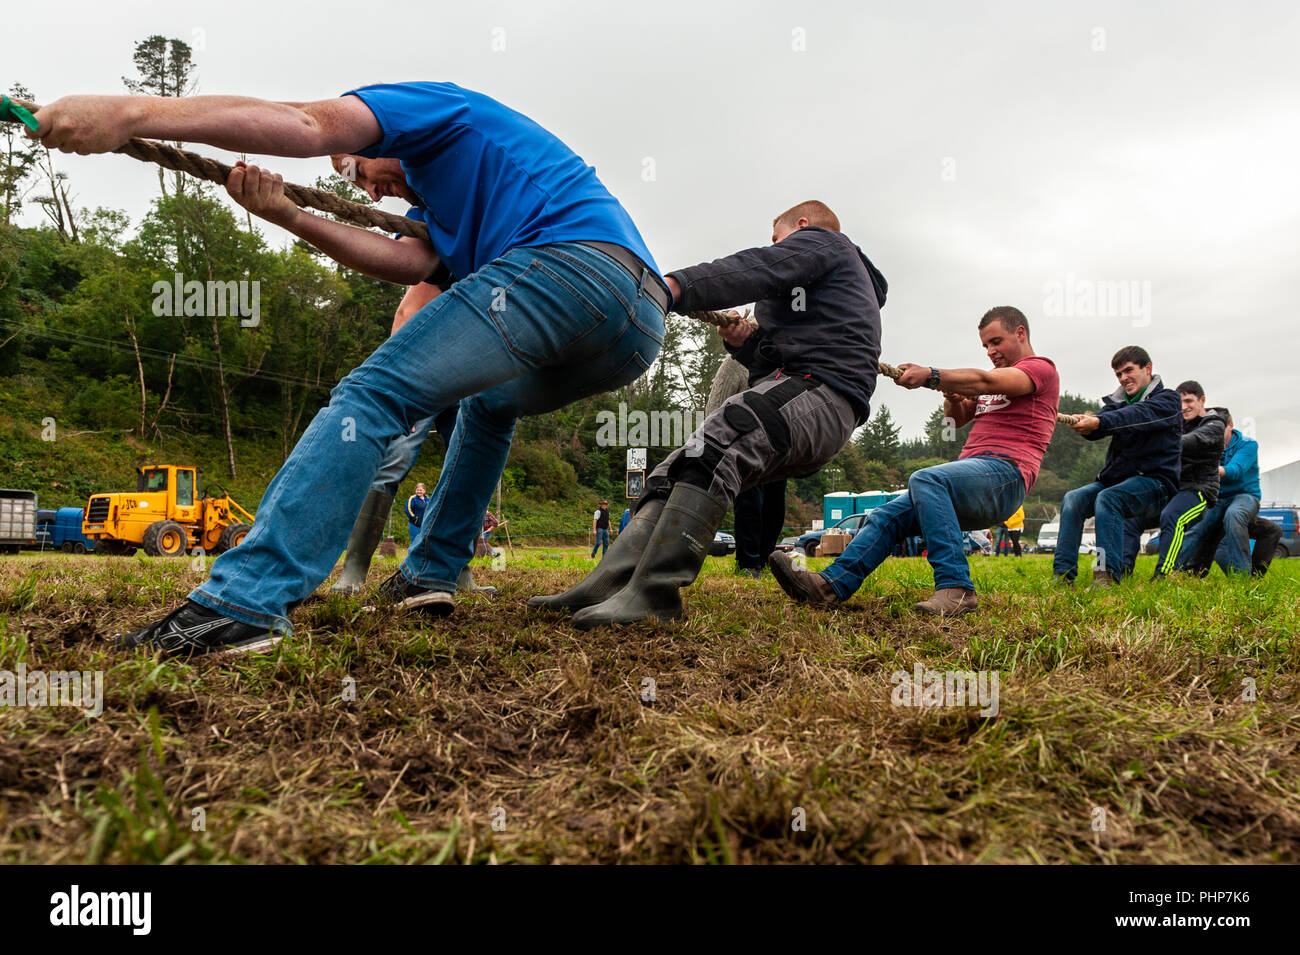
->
xmin=789 ymin=511 xmax=872 ymax=556
xmin=1260 ymin=506 xmax=1299 ymax=559
xmin=710 ymin=530 xmax=736 ymax=557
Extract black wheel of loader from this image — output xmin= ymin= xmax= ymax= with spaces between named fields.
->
xmin=217 ymin=523 xmax=252 ymax=552
xmin=98 ymin=539 xmax=137 ymax=556
xmin=143 ymin=520 xmax=189 ymax=557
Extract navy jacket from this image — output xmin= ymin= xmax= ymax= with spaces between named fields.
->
xmin=667 ymin=226 xmax=887 ymax=425
xmin=1086 ymin=375 xmax=1183 ymax=493
xmin=406 ymin=494 xmax=430 ymax=527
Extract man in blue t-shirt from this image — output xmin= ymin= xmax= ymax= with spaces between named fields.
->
xmin=33 ymin=82 xmax=669 ymax=654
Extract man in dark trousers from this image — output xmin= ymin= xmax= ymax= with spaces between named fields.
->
xmin=1120 ymin=381 xmax=1224 ymax=578
xmin=1052 ymin=346 xmax=1183 ymax=587
xmin=591 ymin=500 xmax=612 ymax=559
xmin=767 ymin=307 xmax=1059 ymax=616
xmin=1177 ymin=408 xmax=1262 ymax=575
xmin=706 ymin=355 xmax=788 ymax=579
xmin=35 ymin=82 xmax=668 ymax=654
xmin=1184 ymin=510 xmax=1284 ymax=577
xmin=530 ymin=200 xmax=887 ymax=627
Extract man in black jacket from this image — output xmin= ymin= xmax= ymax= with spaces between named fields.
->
xmin=1147 ymin=381 xmax=1225 ymax=578
xmin=529 ymin=201 xmax=887 ymax=627
xmin=1120 ymin=381 xmax=1225 ymax=577
xmin=1053 ymin=346 xmax=1183 ymax=586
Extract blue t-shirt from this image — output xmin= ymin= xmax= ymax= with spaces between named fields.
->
xmin=343 ymin=82 xmax=659 ymax=282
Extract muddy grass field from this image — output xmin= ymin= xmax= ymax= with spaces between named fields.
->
xmin=1 ymin=549 xmax=1296 ymax=864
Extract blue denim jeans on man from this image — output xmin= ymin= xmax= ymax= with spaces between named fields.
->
xmin=189 ymin=243 xmax=665 ymax=633
xmin=1052 ymin=476 xmax=1170 ymax=582
xmin=820 ymin=456 xmax=1024 ymax=599
xmin=591 ymin=527 xmax=610 ymax=558
xmin=1177 ymin=492 xmax=1260 ymax=575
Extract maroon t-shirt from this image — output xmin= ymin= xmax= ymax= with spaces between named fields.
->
xmin=958 ymin=355 xmax=1060 ymax=492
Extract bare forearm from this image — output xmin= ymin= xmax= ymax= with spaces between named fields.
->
xmin=124 ymin=96 xmax=325 ymax=155
xmin=937 ymin=367 xmax=997 ymax=398
xmin=288 ymin=212 xmax=434 ymax=284
xmin=123 ymin=93 xmax=379 ymax=157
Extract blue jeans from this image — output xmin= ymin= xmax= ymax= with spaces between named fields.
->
xmin=591 ymin=528 xmax=610 ymax=558
xmin=1178 ymin=493 xmax=1260 ymax=575
xmin=821 ymin=456 xmax=1024 ymax=597
xmin=1052 ymin=477 xmax=1170 ymax=582
xmin=190 ymin=243 xmax=665 ymax=633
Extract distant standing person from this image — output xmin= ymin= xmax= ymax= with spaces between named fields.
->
xmin=619 ymin=507 xmax=632 ymax=535
xmin=591 ymin=499 xmax=611 ymax=559
xmin=407 ymin=483 xmax=430 ymax=546
xmin=1001 ymin=506 xmax=1025 ymax=556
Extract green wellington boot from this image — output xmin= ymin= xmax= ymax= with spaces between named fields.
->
xmin=571 ymin=483 xmax=725 ymax=629
xmin=457 ymin=563 xmax=497 ymax=596
xmin=527 ymin=498 xmax=667 ymax=613
xmin=330 ymin=489 xmax=393 ymax=594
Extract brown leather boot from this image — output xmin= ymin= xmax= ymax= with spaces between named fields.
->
xmin=914 ymin=587 xmax=978 ymax=616
xmin=767 ymin=551 xmax=840 ymax=605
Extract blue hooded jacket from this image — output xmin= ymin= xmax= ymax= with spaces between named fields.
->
xmin=1219 ymin=428 xmax=1261 ymax=499
xmin=1086 ymin=374 xmax=1183 ymax=493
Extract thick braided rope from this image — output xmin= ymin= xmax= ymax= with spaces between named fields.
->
xmin=688 ymin=310 xmax=1075 ymax=423
xmin=5 ymin=99 xmax=429 ymax=240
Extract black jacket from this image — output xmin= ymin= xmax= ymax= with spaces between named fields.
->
xmin=667 ymin=226 xmax=886 ymax=424
xmin=1088 ymin=375 xmax=1184 ymax=493
xmin=1177 ymin=410 xmax=1226 ymax=504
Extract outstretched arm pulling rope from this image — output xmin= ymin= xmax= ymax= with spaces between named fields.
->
xmin=1 ymin=96 xmax=429 ymax=240
xmin=686 ymin=307 xmax=1076 ymax=423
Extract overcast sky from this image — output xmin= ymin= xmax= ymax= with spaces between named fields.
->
xmin=10 ymin=0 xmax=1299 ymax=470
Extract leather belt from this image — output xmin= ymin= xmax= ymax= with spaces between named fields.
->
xmin=576 ymin=240 xmax=671 ymax=314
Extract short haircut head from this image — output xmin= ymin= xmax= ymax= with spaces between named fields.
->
xmin=978 ymin=306 xmax=1030 ymax=338
xmin=1111 ymin=345 xmax=1152 ymax=370
xmin=773 ymin=200 xmax=840 ymax=232
xmin=1176 ymin=380 xmax=1205 ymax=398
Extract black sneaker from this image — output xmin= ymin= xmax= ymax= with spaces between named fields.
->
xmin=117 ymin=601 xmax=282 ymax=657
xmin=373 ymin=572 xmax=454 ymax=618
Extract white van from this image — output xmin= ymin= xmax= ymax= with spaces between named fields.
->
xmin=1037 ymin=521 xmax=1059 ymax=553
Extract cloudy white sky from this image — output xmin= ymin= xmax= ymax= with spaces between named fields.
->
xmin=10 ymin=0 xmax=1300 ymax=470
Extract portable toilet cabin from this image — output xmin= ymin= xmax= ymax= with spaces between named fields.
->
xmin=822 ymin=492 xmax=856 ymax=527
xmin=853 ymin=490 xmax=906 ymax=514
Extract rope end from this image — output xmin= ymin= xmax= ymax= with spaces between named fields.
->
xmin=1 ymin=95 xmax=39 ymax=132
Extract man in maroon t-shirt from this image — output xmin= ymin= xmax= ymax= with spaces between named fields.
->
xmin=769 ymin=306 xmax=1059 ymax=616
